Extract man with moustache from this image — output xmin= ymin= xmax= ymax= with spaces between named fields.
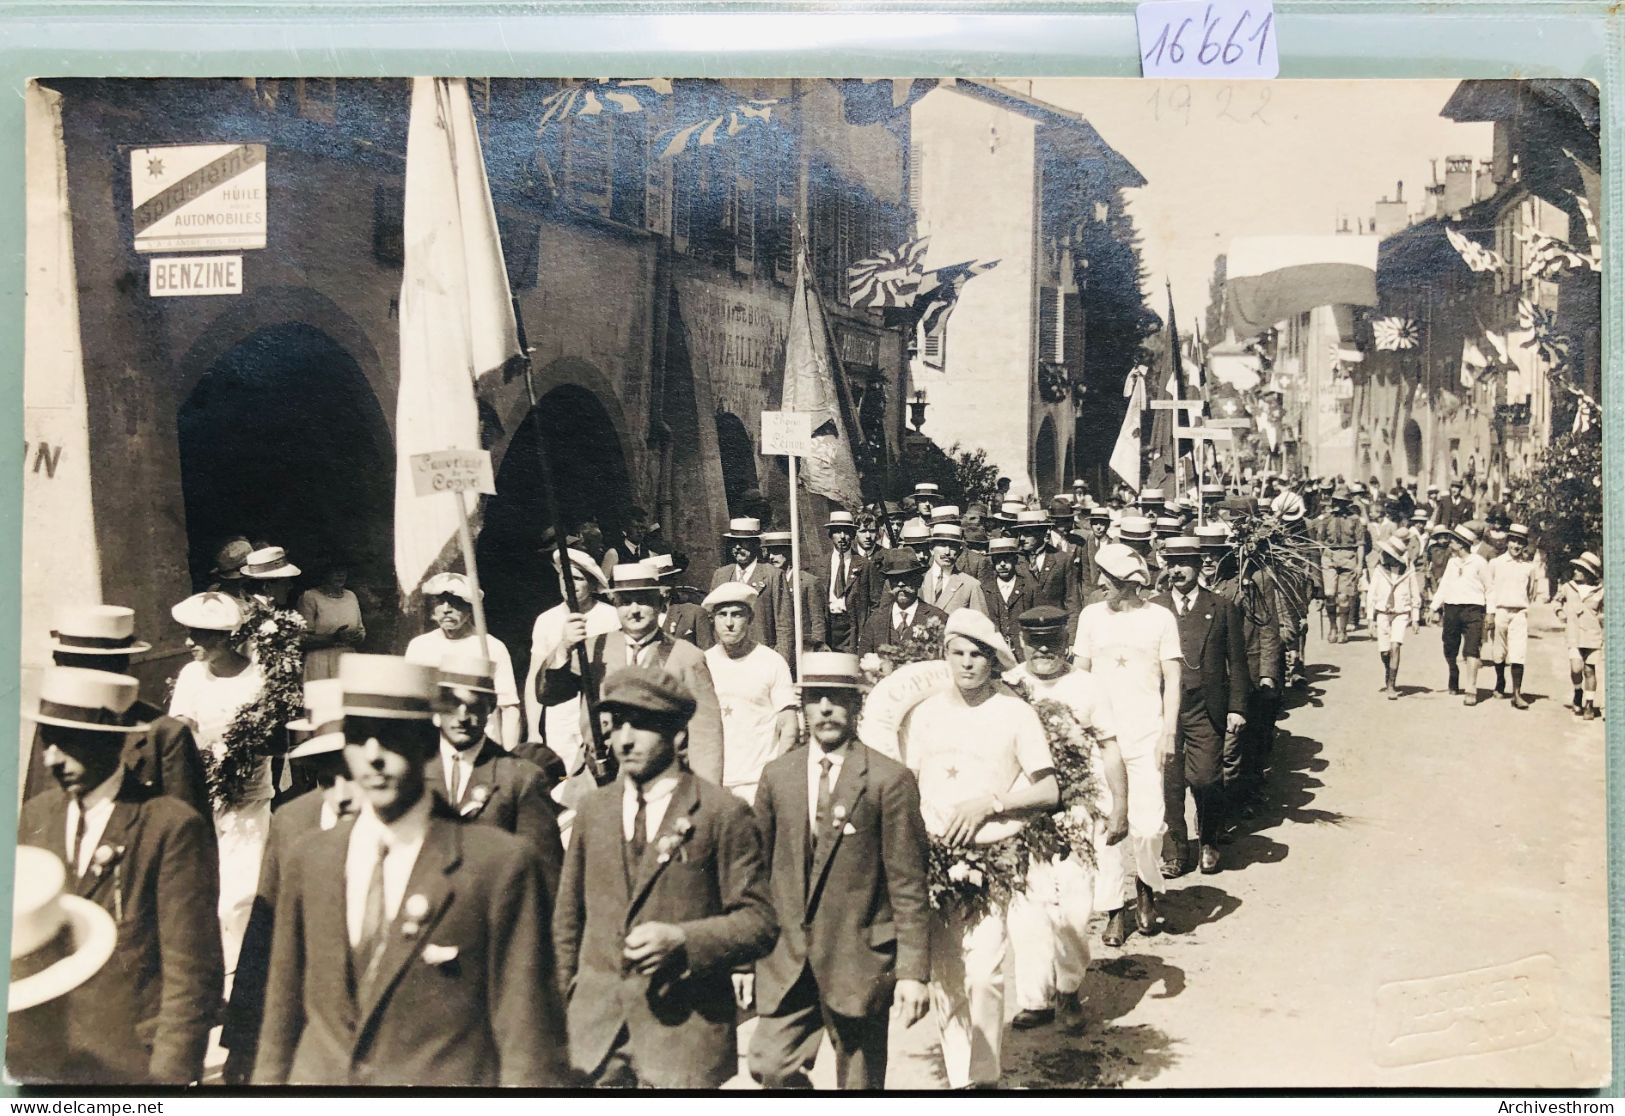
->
xmin=856 ymin=553 xmax=949 ymax=659
xmin=405 ymin=572 xmax=521 ymax=751
xmin=980 ymin=537 xmax=1040 ymax=660
xmin=1014 ymin=510 xmax=1082 ymax=637
xmin=254 ymin=656 xmax=566 ymax=1087
xmin=747 ymin=653 xmax=931 ymax=1090
xmin=709 ymin=518 xmax=793 ymax=662
xmin=921 ymin=524 xmax=990 ymax=615
xmin=553 ymin=665 xmax=778 ymax=1088
xmin=17 ymin=668 xmax=221 ymax=1084
xmin=824 ymin=510 xmax=872 ymax=653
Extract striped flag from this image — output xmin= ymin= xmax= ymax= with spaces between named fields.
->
xmin=1444 ymin=225 xmax=1504 ymax=273
xmin=847 ymin=237 xmax=930 ymax=308
xmin=914 ymin=258 xmax=999 ymax=337
xmin=536 ymin=79 xmax=672 ymax=130
xmin=1372 ymin=316 xmax=1420 ymax=351
xmin=658 ymin=97 xmax=790 ymax=159
xmin=395 ymin=78 xmax=520 ymax=596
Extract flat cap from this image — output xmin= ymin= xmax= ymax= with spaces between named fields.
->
xmin=599 ymin=665 xmax=696 ymax=721
xmin=943 ymin=607 xmax=1018 ymax=671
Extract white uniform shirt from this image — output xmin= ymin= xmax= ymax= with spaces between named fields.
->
xmin=705 ymin=643 xmax=795 ymax=790
xmin=1486 ymin=553 xmax=1538 ymax=610
xmin=1070 ymin=600 xmax=1181 ymax=756
xmin=903 ymin=687 xmax=1054 ymax=836
xmin=807 ymin=743 xmax=848 ymax=828
xmin=405 ymin=628 xmax=520 ymax=710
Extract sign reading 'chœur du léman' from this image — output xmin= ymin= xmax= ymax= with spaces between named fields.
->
xmin=130 ymin=143 xmax=267 ymax=253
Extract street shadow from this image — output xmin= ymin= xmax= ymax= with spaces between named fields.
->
xmin=1003 ymin=952 xmax=1184 ymax=1089
xmin=1155 ymin=881 xmax=1242 ymax=934
xmin=1394 ymin=683 xmax=1431 ymax=697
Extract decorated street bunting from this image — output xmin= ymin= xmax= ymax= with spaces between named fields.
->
xmin=847 ymin=236 xmax=931 ymax=309
xmin=1444 ymin=225 xmax=1504 ymax=273
xmin=658 ymin=97 xmax=791 ymax=159
xmin=1372 ymin=316 xmax=1419 ymax=351
xmin=536 ymin=79 xmax=672 ymax=130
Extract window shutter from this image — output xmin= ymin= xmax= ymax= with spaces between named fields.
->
xmin=908 ymin=138 xmax=924 ymax=219
xmin=1063 ymin=291 xmax=1085 ymax=370
xmin=921 ymin=321 xmax=946 ymax=369
xmin=773 ymin=142 xmax=796 ymax=284
xmin=734 ymin=173 xmax=757 ymax=275
xmin=1038 ymin=287 xmax=1061 ymax=363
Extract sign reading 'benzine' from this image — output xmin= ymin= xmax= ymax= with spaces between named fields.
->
xmin=130 ymin=143 xmax=267 ymax=253
xmin=1137 ymin=0 xmax=1279 ymax=79
xmin=149 ymin=255 xmax=243 ymax=297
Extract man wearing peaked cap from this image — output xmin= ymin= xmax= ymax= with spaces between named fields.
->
xmin=701 ymin=581 xmax=798 ymax=804
xmin=825 ymin=510 xmax=873 ymax=653
xmin=18 ymin=669 xmax=222 ymax=1085
xmin=761 ymin=531 xmax=830 ymax=653
xmin=923 ymin=524 xmax=990 ymax=617
xmin=856 ymin=551 xmax=948 ymax=659
xmin=547 ymin=563 xmax=726 ymax=788
xmin=23 ymin=606 xmax=210 ymax=826
xmin=254 ymin=655 xmax=568 ymax=1086
xmin=405 ymin=571 xmax=521 ymax=751
xmin=747 ymin=651 xmax=929 ymax=1090
xmin=711 ymin=518 xmax=794 ymax=664
xmin=554 ymin=664 xmax=777 ymax=1088
xmin=525 ymin=548 xmax=621 ymax=779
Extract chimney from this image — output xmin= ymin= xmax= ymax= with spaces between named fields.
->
xmin=1373 ymin=179 xmax=1407 ymax=239
xmin=1443 ymin=154 xmax=1473 ymax=217
xmin=1475 ymin=160 xmax=1496 ymax=202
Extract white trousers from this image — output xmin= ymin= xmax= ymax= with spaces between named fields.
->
xmin=1008 ymin=853 xmax=1103 ymax=1011
xmin=1117 ymin=743 xmax=1168 ymax=899
xmin=928 ymin=907 xmax=1008 ymax=1088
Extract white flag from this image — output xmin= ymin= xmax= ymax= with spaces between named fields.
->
xmin=394 ymin=78 xmax=519 ymax=595
xmin=1109 ymin=365 xmax=1147 ymax=489
xmin=782 ymin=247 xmax=864 ymax=511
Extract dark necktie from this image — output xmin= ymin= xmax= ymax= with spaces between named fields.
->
xmin=356 ymin=838 xmax=389 ymax=989
xmin=836 ymin=556 xmax=849 ymax=596
xmin=68 ymin=791 xmax=86 ymax=876
xmin=629 ymin=784 xmax=648 ymax=863
xmin=814 ymin=757 xmax=834 ymax=851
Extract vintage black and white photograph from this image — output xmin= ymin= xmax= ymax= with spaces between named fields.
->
xmin=10 ymin=75 xmax=1607 ymax=1090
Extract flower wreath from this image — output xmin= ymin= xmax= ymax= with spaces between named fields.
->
xmin=202 ymin=597 xmax=306 ymax=812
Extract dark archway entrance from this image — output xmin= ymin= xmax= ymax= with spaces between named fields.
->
xmin=177 ymin=321 xmax=395 ymax=627
xmin=715 ymin=412 xmax=758 ymax=516
xmin=1034 ymin=416 xmax=1058 ymax=498
xmin=477 ymin=385 xmax=633 ymax=688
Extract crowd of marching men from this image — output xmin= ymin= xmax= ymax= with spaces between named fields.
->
xmin=9 ymin=473 xmax=1603 ymax=1090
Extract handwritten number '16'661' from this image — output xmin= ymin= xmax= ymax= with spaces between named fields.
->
xmin=1144 ymin=8 xmax=1272 ymax=70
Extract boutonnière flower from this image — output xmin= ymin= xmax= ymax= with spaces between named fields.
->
xmin=91 ymin=845 xmax=127 ymax=921
xmin=401 ymin=893 xmax=430 ymax=939
xmin=460 ymin=783 xmax=492 ymax=817
xmin=657 ymin=818 xmax=696 ymax=864
xmin=832 ymin=804 xmax=848 ymax=830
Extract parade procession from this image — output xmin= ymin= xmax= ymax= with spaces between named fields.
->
xmin=10 ymin=74 xmax=1607 ymax=1092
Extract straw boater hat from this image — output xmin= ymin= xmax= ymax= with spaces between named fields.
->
xmin=24 ymin=668 xmax=152 ymax=735
xmin=899 ymin=521 xmax=932 ymax=547
xmin=761 ymin=531 xmax=793 ymax=550
xmin=1569 ymin=551 xmax=1602 ymax=580
xmin=1451 ymin=524 xmax=1480 ymax=549
xmin=1195 ymin=524 xmax=1231 ymax=551
xmin=990 ymin=500 xmax=1025 ymax=525
xmin=1154 ymin=516 xmax=1184 ymax=537
xmin=1162 ymin=536 xmax=1203 ymax=561
xmin=550 ymin=547 xmax=610 ymax=592
xmin=1378 ymin=536 xmax=1410 ymax=565
xmin=702 ymin=582 xmax=759 ymax=613
xmin=986 ymin=537 xmax=1021 ymax=560
xmin=722 ymin=517 xmax=765 ymax=542
xmin=1507 ymin=523 xmax=1531 ymax=541
xmin=1117 ymin=516 xmax=1156 ymax=545
xmin=1200 ymin=484 xmax=1226 ymax=502
xmin=1094 ymin=543 xmax=1150 ymax=587
xmin=930 ymin=505 xmax=963 ymax=527
xmin=437 ymin=653 xmax=499 ymax=697
xmin=286 ymin=679 xmax=346 ymax=760
xmin=912 ymin=483 xmax=941 ymax=501
xmin=48 ymin=605 xmax=152 ymax=657
xmin=170 ymin=591 xmax=245 ymax=633
xmin=422 ymin=571 xmax=482 ymax=603
xmin=1087 ymin=506 xmax=1112 ymax=523
xmin=826 ymin=510 xmax=858 ymax=534
xmin=242 ymin=546 xmax=300 ymax=580
xmin=210 ymin=538 xmax=253 ymax=581
xmin=943 ymin=608 xmax=1018 ymax=671
xmin=610 ymin=562 xmax=663 ymax=596
xmin=9 ymin=847 xmax=117 ymax=1014
xmin=1410 ymin=508 xmax=1430 ymax=524
xmin=797 ymin=651 xmax=867 ymax=691
xmin=929 ymin=523 xmax=966 ymax=548
xmin=1137 ymin=487 xmax=1166 ymax=509
xmin=1014 ymin=510 xmax=1050 ymax=534
xmin=1270 ymin=491 xmax=1306 ymax=523
xmin=645 ymin=551 xmax=687 ymax=582
xmin=338 ymin=655 xmax=439 ymax=721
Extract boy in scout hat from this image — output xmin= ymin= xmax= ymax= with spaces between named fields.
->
xmin=1557 ymin=552 xmax=1603 ymax=720
xmin=554 ymin=665 xmax=777 ymax=1088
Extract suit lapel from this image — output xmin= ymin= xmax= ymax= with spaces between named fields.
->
xmin=317 ymin=823 xmax=361 ymax=1024
xmin=805 ymin=748 xmax=866 ymax=918
xmin=356 ymin=814 xmax=459 ymax=1031
xmin=786 ymin=757 xmax=813 ymax=912
xmin=75 ymin=793 xmax=141 ymax=902
xmin=460 ymin=744 xmax=502 ymax=818
xmin=625 ymin=773 xmax=699 ymax=926
xmin=1193 ymin=589 xmax=1218 ymax=660
xmin=32 ymin=791 xmax=71 ymax=865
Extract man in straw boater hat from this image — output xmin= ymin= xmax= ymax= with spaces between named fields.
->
xmin=22 ymin=605 xmax=210 ymax=823
xmin=922 ymin=523 xmax=990 ymax=616
xmin=430 ymin=653 xmax=565 ymax=898
xmin=1485 ymin=523 xmax=1540 ymax=709
xmin=1070 ymin=544 xmax=1180 ymax=939
xmin=701 ymin=581 xmax=798 ymax=805
xmin=553 ymin=665 xmax=777 ymax=1088
xmin=1148 ymin=536 xmax=1249 ymax=877
xmin=404 ymin=571 xmax=521 ymax=752
xmin=223 ymin=679 xmax=362 ymax=1083
xmin=17 ymin=668 xmax=223 ymax=1084
xmin=855 ymin=551 xmax=948 ymax=659
xmin=1003 ymin=607 xmax=1130 ymax=1029
xmin=824 ymin=509 xmax=873 ymax=653
xmin=1557 ymin=551 xmax=1604 ymax=721
xmin=981 ymin=536 xmax=1040 ymax=661
xmin=903 ymin=482 xmax=941 ymax=536
xmin=761 ymin=529 xmax=830 ymax=653
xmin=254 ymin=656 xmax=567 ymax=1086
xmin=898 ymin=608 xmax=1059 ymax=1089
xmin=523 ymin=545 xmax=620 ymax=776
xmin=239 ymin=544 xmax=302 ymax=610
xmin=1015 ymin=509 xmax=1082 ymax=639
xmin=647 ymin=550 xmax=712 ymax=651
xmin=545 ymin=561 xmax=725 ymax=788
xmin=746 ymin=652 xmax=930 ymax=1090
xmin=710 ymin=517 xmax=794 ymax=663
xmin=1428 ymin=523 xmax=1492 ymax=705
xmin=7 ymin=846 xmax=118 ymax=1083
xmin=1203 ymin=524 xmax=1283 ymax=819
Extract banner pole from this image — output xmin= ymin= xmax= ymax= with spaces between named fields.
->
xmin=788 ymin=454 xmax=805 ymax=677
xmin=453 ymin=487 xmax=491 ymax=658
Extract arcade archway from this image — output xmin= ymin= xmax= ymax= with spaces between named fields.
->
xmin=1034 ymin=416 xmax=1058 ymax=498
xmin=715 ymin=411 xmax=758 ymax=516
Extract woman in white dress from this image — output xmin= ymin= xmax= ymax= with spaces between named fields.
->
xmin=167 ymin=591 xmax=269 ymax=983
xmin=297 ymin=562 xmax=365 ymax=680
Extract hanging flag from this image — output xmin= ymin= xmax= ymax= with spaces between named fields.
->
xmin=658 ymin=96 xmax=790 ymax=159
xmin=1518 ymin=224 xmax=1590 ymax=280
xmin=1459 ymin=336 xmax=1488 ymax=387
xmin=395 ymin=77 xmax=521 ymax=596
xmin=1444 ymin=225 xmax=1505 ymax=273
xmin=536 ymin=79 xmax=672 ymax=130
xmin=1372 ymin=316 xmax=1419 ymax=351
xmin=847 ymin=236 xmax=930 ymax=308
xmin=1145 ymin=284 xmax=1186 ymax=492
xmin=1518 ymin=298 xmax=1572 ymax=367
xmin=836 ymin=78 xmax=939 ymax=124
xmin=782 ymin=245 xmax=865 ymax=511
xmin=1570 ymin=192 xmax=1602 ymax=269
xmin=1109 ymin=364 xmax=1147 ymax=489
xmin=912 ymin=258 xmax=999 ymax=339
xmin=1224 ymin=235 xmax=1379 ymax=338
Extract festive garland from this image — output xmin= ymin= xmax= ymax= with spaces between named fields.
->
xmin=202 ymin=598 xmax=306 ymax=813
xmin=1038 ymin=362 xmax=1073 ymax=405
xmin=926 ymin=836 xmax=1027 ymax=925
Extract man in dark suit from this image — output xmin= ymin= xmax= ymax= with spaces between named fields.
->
xmin=17 ymin=668 xmax=222 ymax=1085
xmin=1151 ymin=538 xmax=1250 ymax=876
xmin=980 ymin=538 xmax=1040 ymax=661
xmin=224 ymin=680 xmax=360 ymax=1084
xmin=710 ymin=518 xmax=793 ymax=662
xmin=649 ymin=551 xmax=713 ymax=651
xmin=553 ymin=665 xmax=778 ymax=1088
xmin=429 ymin=653 xmax=565 ymax=900
xmin=1014 ymin=511 xmax=1082 ymax=640
xmin=855 ymin=553 xmax=949 ymax=658
xmin=545 ymin=562 xmax=725 ymax=786
xmin=23 ymin=606 xmax=210 ymax=824
xmin=824 ymin=510 xmax=871 ymax=653
xmin=1201 ymin=529 xmax=1283 ymax=819
xmin=763 ymin=530 xmax=830 ymax=653
xmin=747 ymin=653 xmax=930 ymax=1090
xmin=254 ymin=656 xmax=566 ymax=1087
